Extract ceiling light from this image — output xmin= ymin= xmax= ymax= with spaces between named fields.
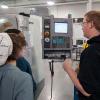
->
xmin=47 ymin=1 xmax=55 ymax=6
xmin=0 ymin=19 xmax=7 ymax=24
xmin=30 ymin=8 xmax=36 ymax=11
xmin=1 ymin=5 xmax=8 ymax=9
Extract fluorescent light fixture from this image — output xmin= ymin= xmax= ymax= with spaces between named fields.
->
xmin=30 ymin=8 xmax=36 ymax=11
xmin=0 ymin=19 xmax=7 ymax=24
xmin=47 ymin=1 xmax=55 ymax=6
xmin=1 ymin=5 xmax=8 ymax=9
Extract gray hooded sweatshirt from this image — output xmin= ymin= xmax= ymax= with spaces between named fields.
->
xmin=0 ymin=64 xmax=34 ymax=100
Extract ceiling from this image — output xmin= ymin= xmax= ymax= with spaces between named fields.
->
xmin=0 ymin=0 xmax=99 ymax=15
xmin=0 ymin=0 xmax=99 ymax=7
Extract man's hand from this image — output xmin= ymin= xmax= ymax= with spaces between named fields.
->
xmin=82 ymin=91 xmax=91 ymax=97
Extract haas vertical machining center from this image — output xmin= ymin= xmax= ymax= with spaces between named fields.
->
xmin=42 ymin=16 xmax=73 ymax=59
xmin=42 ymin=16 xmax=73 ymax=100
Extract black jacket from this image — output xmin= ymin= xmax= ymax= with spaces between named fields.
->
xmin=78 ymin=35 xmax=100 ymax=94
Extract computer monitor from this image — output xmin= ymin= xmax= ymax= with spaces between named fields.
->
xmin=55 ymin=22 xmax=68 ymax=33
xmin=76 ymin=39 xmax=84 ymax=45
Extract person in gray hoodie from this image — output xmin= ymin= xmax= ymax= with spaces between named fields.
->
xmin=0 ymin=33 xmax=34 ymax=100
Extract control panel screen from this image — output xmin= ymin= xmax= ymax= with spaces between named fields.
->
xmin=55 ymin=23 xmax=68 ymax=33
xmin=76 ymin=40 xmax=84 ymax=45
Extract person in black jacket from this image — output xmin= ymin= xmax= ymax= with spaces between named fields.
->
xmin=63 ymin=10 xmax=100 ymax=100
xmin=5 ymin=29 xmax=37 ymax=93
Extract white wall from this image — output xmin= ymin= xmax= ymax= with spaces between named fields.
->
xmin=48 ymin=4 xmax=87 ymax=18
xmin=93 ymin=3 xmax=100 ymax=10
xmin=48 ymin=3 xmax=100 ymax=45
xmin=48 ymin=3 xmax=100 ymax=18
xmin=73 ymin=23 xmax=86 ymax=45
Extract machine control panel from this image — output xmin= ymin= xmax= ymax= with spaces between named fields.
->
xmin=42 ymin=16 xmax=73 ymax=59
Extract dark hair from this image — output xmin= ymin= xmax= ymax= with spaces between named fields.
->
xmin=5 ymin=29 xmax=24 ymax=38
xmin=5 ymin=29 xmax=21 ymax=34
xmin=6 ymin=30 xmax=26 ymax=61
xmin=85 ymin=10 xmax=100 ymax=32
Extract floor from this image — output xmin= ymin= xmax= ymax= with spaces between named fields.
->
xmin=38 ymin=60 xmax=79 ymax=100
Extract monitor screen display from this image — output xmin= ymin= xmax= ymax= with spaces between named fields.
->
xmin=76 ymin=40 xmax=84 ymax=45
xmin=55 ymin=23 xmax=68 ymax=33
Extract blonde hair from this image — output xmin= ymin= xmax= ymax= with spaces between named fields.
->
xmin=0 ymin=22 xmax=13 ymax=32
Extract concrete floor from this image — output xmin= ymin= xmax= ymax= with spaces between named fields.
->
xmin=38 ymin=60 xmax=79 ymax=100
